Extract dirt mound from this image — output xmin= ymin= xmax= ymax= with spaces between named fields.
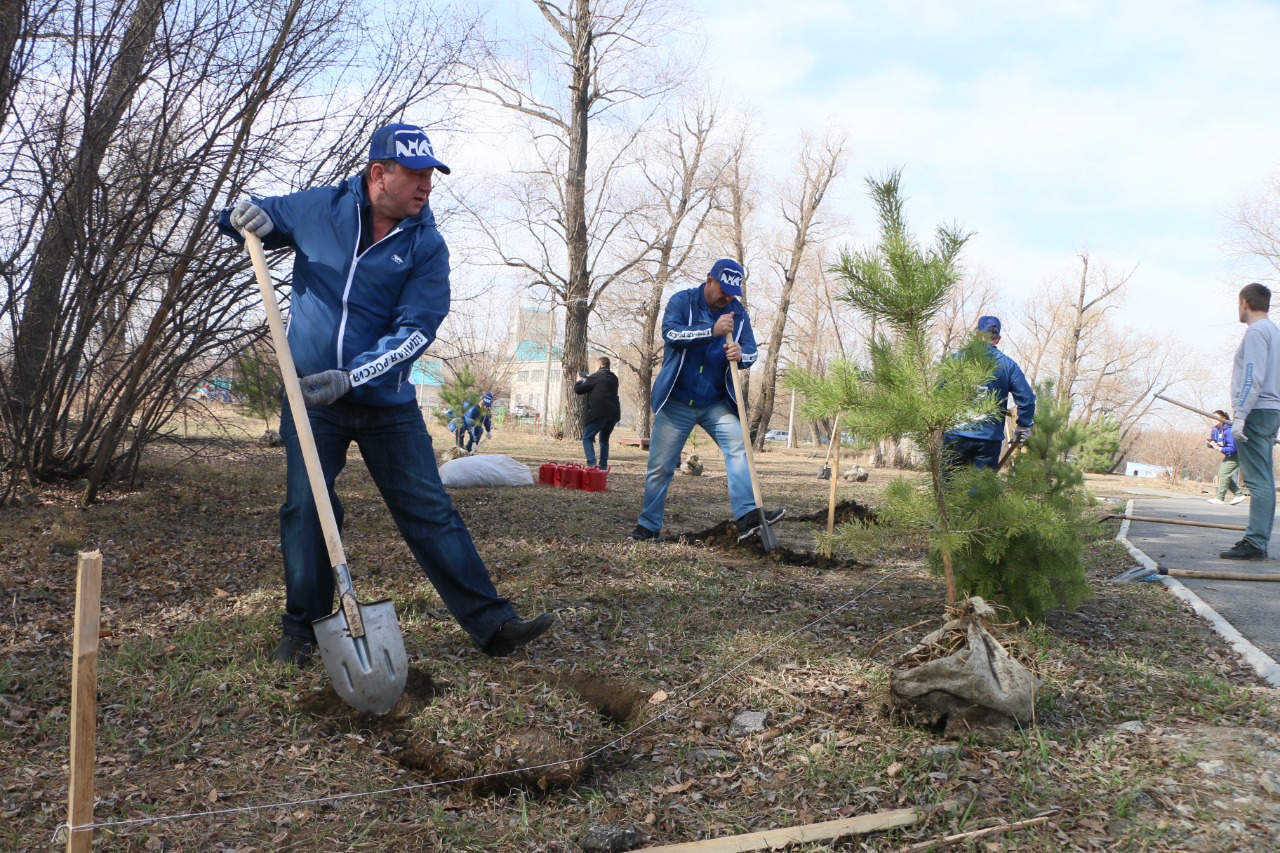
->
xmin=793 ymin=499 xmax=877 ymax=526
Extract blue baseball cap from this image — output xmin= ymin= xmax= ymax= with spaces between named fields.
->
xmin=368 ymin=123 xmax=451 ymax=174
xmin=976 ymin=315 xmax=1002 ymax=334
xmin=481 ymin=391 xmax=494 ymax=405
xmin=708 ymin=258 xmax=745 ymax=296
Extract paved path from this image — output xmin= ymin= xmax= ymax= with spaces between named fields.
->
xmin=1123 ymin=495 xmax=1280 ymax=662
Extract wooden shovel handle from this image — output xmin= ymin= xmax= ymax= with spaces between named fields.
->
xmin=725 ymin=333 xmax=766 ymax=510
xmin=244 ymin=233 xmax=349 ymax=578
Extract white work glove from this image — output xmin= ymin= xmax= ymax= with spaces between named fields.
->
xmin=298 ymin=370 xmax=351 ymax=406
xmin=1014 ymin=426 xmax=1031 ymax=444
xmin=230 ymin=199 xmax=274 ymax=238
xmin=1235 ymin=417 xmax=1248 ymax=442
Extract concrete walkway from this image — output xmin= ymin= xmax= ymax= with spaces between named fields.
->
xmin=1119 ymin=494 xmax=1280 ymax=684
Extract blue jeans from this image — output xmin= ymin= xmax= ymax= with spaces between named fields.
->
xmin=943 ymin=434 xmax=1003 ymax=471
xmin=279 ymin=399 xmax=515 ymax=646
xmin=582 ymin=417 xmax=618 ymax=468
xmin=636 ymin=400 xmax=755 ymax=533
xmin=1237 ymin=408 xmax=1280 ymax=551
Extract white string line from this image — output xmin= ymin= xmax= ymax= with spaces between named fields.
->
xmin=54 ymin=570 xmax=904 ymax=842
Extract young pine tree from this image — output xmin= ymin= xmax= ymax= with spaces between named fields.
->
xmin=788 ymin=169 xmax=988 ymax=609
xmin=943 ymin=385 xmax=1091 ymax=621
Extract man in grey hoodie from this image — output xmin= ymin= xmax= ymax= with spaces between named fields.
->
xmin=1222 ymin=282 xmax=1280 ymax=560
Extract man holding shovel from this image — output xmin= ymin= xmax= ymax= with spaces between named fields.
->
xmin=1221 ymin=283 xmax=1280 ymax=560
xmin=217 ymin=123 xmax=552 ymax=665
xmin=942 ymin=315 xmax=1035 ymax=471
xmin=628 ymin=258 xmax=784 ymax=543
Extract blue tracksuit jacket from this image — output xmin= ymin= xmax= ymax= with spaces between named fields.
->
xmin=946 ymin=344 xmax=1036 ymax=442
xmin=649 ymin=285 xmax=757 ymax=413
xmin=217 ymin=175 xmax=449 ymax=407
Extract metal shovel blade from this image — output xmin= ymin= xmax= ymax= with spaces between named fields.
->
xmin=1112 ymin=565 xmax=1160 ymax=583
xmin=817 ymin=466 xmax=831 ymax=480
xmin=756 ymin=509 xmax=779 ymax=553
xmin=314 ymin=597 xmax=408 ymax=713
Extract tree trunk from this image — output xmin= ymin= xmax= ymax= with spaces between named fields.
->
xmin=558 ymin=0 xmax=592 ymax=441
xmin=11 ymin=0 xmax=168 ymax=406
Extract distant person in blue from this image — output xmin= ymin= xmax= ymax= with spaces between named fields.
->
xmin=629 ymin=258 xmax=785 ymax=543
xmin=1205 ymin=409 xmax=1246 ymax=505
xmin=943 ymin=315 xmax=1036 ymax=470
xmin=216 ymin=122 xmax=551 ymax=665
xmin=463 ymin=392 xmax=493 ymax=451
xmin=574 ymin=356 xmax=621 ymax=469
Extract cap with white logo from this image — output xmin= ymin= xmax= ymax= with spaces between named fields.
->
xmin=708 ymin=258 xmax=745 ymax=296
xmin=368 ymin=123 xmax=451 ymax=174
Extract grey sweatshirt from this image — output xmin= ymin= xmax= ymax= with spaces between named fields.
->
xmin=1232 ymin=317 xmax=1280 ymax=416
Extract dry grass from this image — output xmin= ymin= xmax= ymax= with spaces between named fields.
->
xmin=2 ymin=425 xmax=1278 ymax=851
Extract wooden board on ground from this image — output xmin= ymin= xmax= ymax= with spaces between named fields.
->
xmin=639 ymin=807 xmax=920 ymax=851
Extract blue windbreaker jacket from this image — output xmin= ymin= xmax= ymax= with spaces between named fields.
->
xmin=1210 ymin=423 xmax=1236 ymax=457
xmin=650 ymin=285 xmax=758 ymax=413
xmin=217 ymin=175 xmax=449 ymax=407
xmin=946 ymin=344 xmax=1036 ymax=442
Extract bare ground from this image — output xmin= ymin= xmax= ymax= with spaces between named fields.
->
xmin=2 ymin=426 xmax=1278 ymax=851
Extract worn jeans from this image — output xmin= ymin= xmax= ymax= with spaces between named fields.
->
xmin=1216 ymin=455 xmax=1241 ymax=500
xmin=1237 ymin=408 xmax=1280 ymax=552
xmin=636 ymin=400 xmax=755 ymax=534
xmin=279 ymin=398 xmax=515 ymax=646
xmin=582 ymin=416 xmax=618 ymax=468
xmin=942 ymin=434 xmax=1003 ymax=471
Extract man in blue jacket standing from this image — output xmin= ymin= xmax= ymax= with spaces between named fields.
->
xmin=218 ymin=123 xmax=552 ymax=665
xmin=943 ymin=315 xmax=1036 ymax=470
xmin=629 ymin=259 xmax=784 ymax=542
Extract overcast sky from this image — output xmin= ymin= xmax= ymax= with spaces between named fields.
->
xmin=691 ymin=0 xmax=1280 ymax=365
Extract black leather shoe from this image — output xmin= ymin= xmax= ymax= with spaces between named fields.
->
xmin=483 ymin=613 xmax=554 ymax=657
xmin=271 ymin=635 xmax=316 ymax=667
xmin=1220 ymin=540 xmax=1267 ymax=560
xmin=628 ymin=524 xmax=660 ymax=542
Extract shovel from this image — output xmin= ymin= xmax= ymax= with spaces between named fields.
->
xmin=725 ymin=334 xmax=778 ymax=553
xmin=817 ymin=417 xmax=839 ymax=480
xmin=1113 ymin=564 xmax=1280 ymax=583
xmin=244 ymin=233 xmax=407 ymax=714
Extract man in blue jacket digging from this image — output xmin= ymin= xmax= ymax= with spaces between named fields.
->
xmin=218 ymin=123 xmax=552 ymax=665
xmin=943 ymin=315 xmax=1036 ymax=470
xmin=629 ymin=258 xmax=785 ymax=543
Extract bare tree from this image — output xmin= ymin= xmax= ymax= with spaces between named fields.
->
xmin=1232 ymin=175 xmax=1280 ymax=279
xmin=1008 ymin=254 xmax=1199 ymax=466
xmin=748 ymin=131 xmax=845 ymax=448
xmin=0 ymin=0 xmax=474 ymax=502
xmin=597 ymin=96 xmax=732 ymax=437
xmin=458 ymin=0 xmax=683 ymax=439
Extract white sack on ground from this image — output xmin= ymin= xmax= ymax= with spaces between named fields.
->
xmin=439 ymin=455 xmax=535 ymax=488
xmin=890 ymin=596 xmax=1041 ymax=735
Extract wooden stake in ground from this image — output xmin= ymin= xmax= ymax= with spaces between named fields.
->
xmin=639 ymin=807 xmax=920 ymax=851
xmin=66 ymin=550 xmax=102 ymax=853
xmin=827 ymin=419 xmax=841 ymax=536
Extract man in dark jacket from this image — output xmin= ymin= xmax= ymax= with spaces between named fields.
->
xmin=943 ymin=315 xmax=1036 ymax=470
xmin=217 ymin=123 xmax=552 ymax=666
xmin=629 ymin=258 xmax=784 ymax=543
xmin=574 ymin=357 xmax=621 ymax=468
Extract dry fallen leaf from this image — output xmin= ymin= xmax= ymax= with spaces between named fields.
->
xmin=649 ymin=690 xmax=668 ymax=704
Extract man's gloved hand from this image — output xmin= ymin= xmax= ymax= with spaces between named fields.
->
xmin=1236 ymin=417 xmax=1248 ymax=442
xmin=298 ymin=370 xmax=351 ymax=406
xmin=230 ymin=199 xmax=274 ymax=238
xmin=1014 ymin=426 xmax=1032 ymax=444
